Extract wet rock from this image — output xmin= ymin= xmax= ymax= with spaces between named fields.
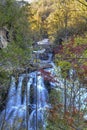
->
xmin=39 ymin=53 xmax=49 ymax=60
xmin=0 ymin=27 xmax=9 ymax=49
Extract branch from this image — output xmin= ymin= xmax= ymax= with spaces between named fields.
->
xmin=77 ymin=0 xmax=87 ymax=7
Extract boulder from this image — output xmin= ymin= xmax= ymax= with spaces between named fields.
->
xmin=39 ymin=53 xmax=49 ymax=60
xmin=0 ymin=27 xmax=9 ymax=49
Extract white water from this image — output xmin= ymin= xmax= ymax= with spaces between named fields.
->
xmin=0 ymin=49 xmax=55 ymax=130
xmin=0 ymin=43 xmax=87 ymax=129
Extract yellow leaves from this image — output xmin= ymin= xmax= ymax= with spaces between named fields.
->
xmin=31 ymin=24 xmax=37 ymax=30
xmin=58 ymin=61 xmax=71 ymax=69
xmin=58 ymin=61 xmax=71 ymax=71
xmin=55 ymin=60 xmax=71 ymax=78
xmin=75 ymin=36 xmax=87 ymax=45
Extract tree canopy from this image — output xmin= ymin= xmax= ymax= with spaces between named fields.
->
xmin=0 ymin=0 xmax=87 ymax=129
xmin=30 ymin=0 xmax=87 ymax=41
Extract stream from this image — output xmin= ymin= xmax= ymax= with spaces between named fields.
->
xmin=0 ymin=41 xmax=57 ymax=130
xmin=0 ymin=39 xmax=87 ymax=130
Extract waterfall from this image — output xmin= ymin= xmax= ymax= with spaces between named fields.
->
xmin=0 ymin=70 xmax=51 ymax=130
xmin=0 ymin=49 xmax=54 ymax=130
xmin=0 ymin=40 xmax=87 ymax=129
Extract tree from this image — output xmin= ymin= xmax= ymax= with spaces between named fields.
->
xmin=0 ymin=0 xmax=33 ymax=112
xmin=30 ymin=0 xmax=87 ymax=42
xmin=52 ymin=35 xmax=87 ymax=130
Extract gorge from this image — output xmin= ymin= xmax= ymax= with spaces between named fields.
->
xmin=0 ymin=41 xmax=57 ymax=130
xmin=0 ymin=39 xmax=87 ymax=130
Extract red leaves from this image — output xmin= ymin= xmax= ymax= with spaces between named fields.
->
xmin=67 ymin=117 xmax=74 ymax=126
xmin=48 ymin=104 xmax=64 ymax=121
xmin=79 ymin=64 xmax=87 ymax=80
xmin=80 ymin=64 xmax=87 ymax=72
xmin=53 ymin=45 xmax=63 ymax=55
xmin=72 ymin=44 xmax=87 ymax=55
xmin=54 ymin=37 xmax=87 ymax=81
xmin=72 ymin=108 xmax=78 ymax=115
xmin=63 ymin=43 xmax=87 ymax=57
xmin=55 ymin=36 xmax=87 ymax=57
xmin=39 ymin=69 xmax=58 ymax=83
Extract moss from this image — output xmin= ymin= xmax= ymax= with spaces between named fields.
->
xmin=0 ymin=69 xmax=11 ymax=110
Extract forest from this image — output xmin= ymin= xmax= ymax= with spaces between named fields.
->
xmin=0 ymin=0 xmax=87 ymax=130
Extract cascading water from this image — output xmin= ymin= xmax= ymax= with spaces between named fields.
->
xmin=0 ymin=39 xmax=87 ymax=130
xmin=0 ymin=70 xmax=51 ymax=130
xmin=0 ymin=44 xmax=54 ymax=130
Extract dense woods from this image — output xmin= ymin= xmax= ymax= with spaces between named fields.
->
xmin=0 ymin=0 xmax=32 ymax=111
xmin=0 ymin=0 xmax=87 ymax=130
xmin=30 ymin=0 xmax=87 ymax=41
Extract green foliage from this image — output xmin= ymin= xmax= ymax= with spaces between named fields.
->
xmin=56 ymin=60 xmax=71 ymax=78
xmin=51 ymin=35 xmax=87 ymax=130
xmin=75 ymin=35 xmax=87 ymax=45
xmin=47 ymin=82 xmax=87 ymax=130
xmin=0 ymin=1 xmax=87 ymax=129
xmin=30 ymin=0 xmax=87 ymax=41
xmin=0 ymin=70 xmax=10 ymax=85
xmin=0 ymin=0 xmax=33 ymax=110
xmin=0 ymin=0 xmax=20 ymax=27
xmin=54 ymin=34 xmax=87 ymax=88
xmin=47 ymin=89 xmax=73 ymax=130
xmin=0 ymin=0 xmax=33 ymax=70
xmin=49 ymin=89 xmax=62 ymax=104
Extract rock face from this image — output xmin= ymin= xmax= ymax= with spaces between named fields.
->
xmin=0 ymin=27 xmax=9 ymax=49
xmin=37 ymin=38 xmax=50 ymax=45
xmin=39 ymin=53 xmax=49 ymax=60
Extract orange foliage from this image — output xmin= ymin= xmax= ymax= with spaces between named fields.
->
xmin=57 ymin=103 xmax=64 ymax=108
xmin=72 ymin=108 xmax=78 ymax=115
xmin=65 ymin=111 xmax=71 ymax=116
xmin=49 ymin=108 xmax=58 ymax=121
xmin=67 ymin=117 xmax=74 ymax=126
